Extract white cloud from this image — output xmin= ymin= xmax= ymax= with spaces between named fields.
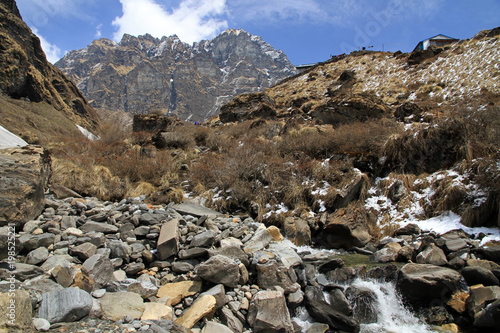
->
xmin=17 ymin=0 xmax=96 ymax=25
xmin=227 ymin=0 xmax=445 ymax=26
xmin=31 ymin=27 xmax=63 ymax=64
xmin=227 ymin=0 xmax=328 ymax=23
xmin=95 ymin=24 xmax=103 ymax=39
xmin=112 ymin=0 xmax=228 ymax=44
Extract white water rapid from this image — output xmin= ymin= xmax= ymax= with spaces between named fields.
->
xmin=349 ymin=279 xmax=432 ymax=333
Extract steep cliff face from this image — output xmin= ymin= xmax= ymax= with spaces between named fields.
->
xmin=55 ymin=29 xmax=297 ymax=122
xmin=0 ymin=0 xmax=99 ymax=133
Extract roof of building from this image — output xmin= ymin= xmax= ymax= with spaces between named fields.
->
xmin=420 ymin=34 xmax=459 ymax=43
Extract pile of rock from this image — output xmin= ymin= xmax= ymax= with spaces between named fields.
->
xmin=0 ymin=193 xmax=360 ymax=332
xmin=1 ymin=191 xmax=500 ymax=332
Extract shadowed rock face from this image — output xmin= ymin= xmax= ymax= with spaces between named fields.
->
xmin=55 ymin=29 xmax=297 ymax=122
xmin=0 ymin=0 xmax=99 ymax=130
xmin=0 ymin=146 xmax=51 ymax=229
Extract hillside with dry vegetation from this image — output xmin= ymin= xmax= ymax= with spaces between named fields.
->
xmin=0 ymin=0 xmax=99 ymax=145
xmin=50 ymin=27 xmax=500 ymax=247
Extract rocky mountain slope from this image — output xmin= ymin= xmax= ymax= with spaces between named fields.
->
xmin=217 ymin=28 xmax=500 ymax=125
xmin=0 ymin=0 xmax=99 ymax=144
xmin=55 ymin=29 xmax=297 ymax=122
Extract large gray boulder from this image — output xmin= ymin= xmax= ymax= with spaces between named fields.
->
xmin=25 ymin=247 xmax=49 ymax=265
xmin=208 ymin=245 xmax=249 ymax=267
xmin=396 ymin=263 xmax=465 ymax=307
xmin=461 ymin=266 xmax=500 ymax=286
xmin=304 ymin=286 xmax=360 ymax=332
xmin=37 ymin=287 xmax=93 ymax=324
xmin=82 ymin=254 xmax=114 ymax=289
xmin=108 ymin=240 xmax=132 ymax=261
xmin=196 ymin=255 xmax=240 ymax=288
xmin=256 ymin=260 xmax=300 ymax=294
xmin=106 ymin=279 xmax=158 ymax=299
xmin=18 ymin=233 xmax=55 ymax=253
xmin=190 ymin=230 xmax=216 ymax=248
xmin=2 ymin=263 xmax=44 ymax=282
xmin=267 ymin=242 xmax=303 ymax=268
xmin=156 ymin=219 xmax=179 ymax=260
xmin=416 ymin=244 xmax=448 ymax=266
xmin=243 ymin=225 xmax=273 ymax=254
xmin=174 ymin=203 xmax=221 ymax=218
xmin=247 ymin=289 xmax=294 ymax=333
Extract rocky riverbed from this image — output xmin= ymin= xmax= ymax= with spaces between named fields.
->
xmin=1 ymin=190 xmax=500 ymax=333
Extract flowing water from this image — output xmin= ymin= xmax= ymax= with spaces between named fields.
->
xmin=293 ymin=278 xmax=432 ymax=333
xmin=290 ymin=243 xmax=432 ymax=333
xmin=349 ymin=279 xmax=432 ymax=333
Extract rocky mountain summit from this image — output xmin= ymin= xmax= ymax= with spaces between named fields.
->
xmin=0 ymin=0 xmax=99 ymax=143
xmin=55 ymin=29 xmax=297 ymax=122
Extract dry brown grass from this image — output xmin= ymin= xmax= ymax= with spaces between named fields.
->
xmin=277 ymin=118 xmax=401 ymax=159
xmin=50 ymin=117 xmax=187 ymax=201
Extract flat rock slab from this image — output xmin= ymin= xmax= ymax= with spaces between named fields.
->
xmin=174 ymin=203 xmax=222 ymax=218
xmin=175 ymin=295 xmax=216 ymax=329
xmin=157 ymin=280 xmax=203 ymax=306
xmin=100 ymin=291 xmax=145 ymax=321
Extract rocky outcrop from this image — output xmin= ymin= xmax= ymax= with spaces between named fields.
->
xmin=0 ymin=0 xmax=98 ymax=131
xmin=323 ymin=205 xmax=371 ymax=249
xmin=0 ymin=146 xmax=51 ymax=228
xmin=219 ymin=93 xmax=277 ymax=123
xmin=56 ymin=29 xmax=296 ymax=122
xmin=310 ymin=93 xmax=387 ymax=126
xmin=132 ymin=114 xmax=184 ymax=133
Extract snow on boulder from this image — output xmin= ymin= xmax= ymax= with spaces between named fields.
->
xmin=0 ymin=125 xmax=27 ymax=149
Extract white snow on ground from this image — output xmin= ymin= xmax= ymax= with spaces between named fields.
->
xmin=0 ymin=125 xmax=28 ymax=149
xmin=365 ymin=169 xmax=500 ymax=246
xmin=76 ymin=124 xmax=99 ymax=141
xmin=410 ymin=212 xmax=500 ymax=246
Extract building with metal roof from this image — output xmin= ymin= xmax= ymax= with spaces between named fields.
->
xmin=413 ymin=34 xmax=459 ymax=52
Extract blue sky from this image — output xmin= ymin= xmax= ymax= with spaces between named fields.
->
xmin=17 ymin=0 xmax=500 ymax=66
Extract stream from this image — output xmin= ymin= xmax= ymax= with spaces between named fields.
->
xmin=291 ymin=245 xmax=433 ymax=333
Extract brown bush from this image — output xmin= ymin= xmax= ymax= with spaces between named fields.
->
xmin=277 ymin=119 xmax=400 ymax=159
xmin=382 ymin=118 xmax=467 ymax=174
